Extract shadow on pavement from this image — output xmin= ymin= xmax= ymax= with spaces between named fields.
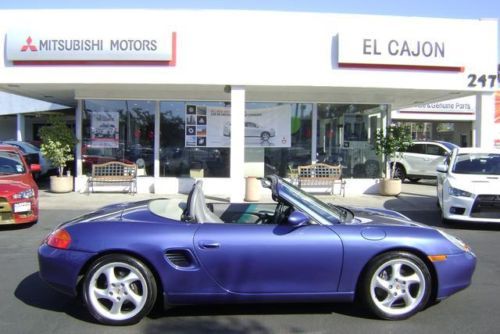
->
xmin=14 ymin=272 xmax=97 ymax=324
xmin=145 ymin=302 xmax=373 ymax=334
xmin=15 ymin=272 xmax=373 ymax=329
xmin=0 ymin=223 xmax=36 ymax=232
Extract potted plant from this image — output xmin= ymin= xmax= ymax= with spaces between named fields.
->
xmin=39 ymin=115 xmax=77 ymax=193
xmin=374 ymin=124 xmax=413 ymax=196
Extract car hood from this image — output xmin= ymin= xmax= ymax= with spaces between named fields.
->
xmin=0 ymin=179 xmax=32 ymax=196
xmin=341 ymin=206 xmax=429 ymax=228
xmin=449 ymin=174 xmax=500 ymax=194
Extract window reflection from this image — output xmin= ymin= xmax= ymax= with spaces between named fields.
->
xmin=82 ymin=100 xmax=155 ymax=176
xmin=160 ymin=102 xmax=230 ymax=177
xmin=81 ymin=100 xmax=387 ymax=180
xmin=248 ymin=103 xmax=312 ymax=177
xmin=317 ymin=104 xmax=385 ymax=178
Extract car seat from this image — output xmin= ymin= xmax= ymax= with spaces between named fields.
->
xmin=182 ymin=180 xmax=224 ymax=223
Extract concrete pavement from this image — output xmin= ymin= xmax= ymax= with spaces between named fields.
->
xmin=39 ymin=179 xmax=438 ymax=213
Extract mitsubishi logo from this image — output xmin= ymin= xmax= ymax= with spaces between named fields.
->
xmin=20 ymin=36 xmax=38 ymax=52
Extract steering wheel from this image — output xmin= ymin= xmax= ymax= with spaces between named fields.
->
xmin=255 ymin=211 xmax=273 ymax=224
xmin=273 ymin=201 xmax=293 ymax=225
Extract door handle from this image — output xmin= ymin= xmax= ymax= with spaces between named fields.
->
xmin=198 ymin=241 xmax=220 ymax=249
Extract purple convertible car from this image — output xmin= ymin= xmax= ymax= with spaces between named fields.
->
xmin=38 ymin=175 xmax=476 ymax=325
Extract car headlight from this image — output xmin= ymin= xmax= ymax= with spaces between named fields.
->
xmin=448 ymin=186 xmax=474 ymax=198
xmin=13 ymin=188 xmax=35 ymax=199
xmin=437 ymin=229 xmax=472 ymax=253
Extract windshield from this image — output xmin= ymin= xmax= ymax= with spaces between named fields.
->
xmin=438 ymin=141 xmax=459 ymax=151
xmin=452 ymin=153 xmax=500 ymax=175
xmin=0 ymin=151 xmax=26 ymax=175
xmin=276 ymin=178 xmax=343 ymax=224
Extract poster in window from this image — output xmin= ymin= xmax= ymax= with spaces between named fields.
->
xmin=90 ymin=110 xmax=119 ymax=148
xmin=184 ymin=105 xmax=291 ymax=148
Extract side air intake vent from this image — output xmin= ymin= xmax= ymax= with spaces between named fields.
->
xmin=165 ymin=250 xmax=193 ymax=268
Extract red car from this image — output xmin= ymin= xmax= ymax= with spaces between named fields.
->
xmin=0 ymin=145 xmax=41 ymax=225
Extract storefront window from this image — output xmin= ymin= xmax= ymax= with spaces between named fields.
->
xmin=81 ymin=100 xmax=388 ymax=180
xmin=395 ymin=121 xmax=471 ymax=147
xmin=244 ymin=103 xmax=312 ymax=177
xmin=82 ymin=100 xmax=155 ymax=175
xmin=317 ymin=104 xmax=385 ymax=178
xmin=159 ymin=101 xmax=230 ymax=177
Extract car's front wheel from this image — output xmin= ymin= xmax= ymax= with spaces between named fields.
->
xmin=360 ymin=251 xmax=431 ymax=320
xmin=82 ymin=254 xmax=157 ymax=325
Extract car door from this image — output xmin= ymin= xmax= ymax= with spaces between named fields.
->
xmin=424 ymin=144 xmax=449 ymax=177
xmin=400 ymin=143 xmax=426 ymax=175
xmin=436 ymin=154 xmax=451 ymax=206
xmin=193 ymin=222 xmax=343 ymax=294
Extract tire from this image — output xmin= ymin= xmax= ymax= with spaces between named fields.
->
xmin=82 ymin=254 xmax=157 ymax=325
xmin=393 ymin=165 xmax=406 ymax=181
xmin=408 ymin=178 xmax=421 ymax=183
xmin=360 ymin=251 xmax=431 ymax=320
xmin=260 ymin=132 xmax=271 ymax=141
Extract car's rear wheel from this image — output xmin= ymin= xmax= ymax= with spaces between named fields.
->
xmin=393 ymin=164 xmax=406 ymax=181
xmin=361 ymin=251 xmax=431 ymax=320
xmin=82 ymin=254 xmax=157 ymax=325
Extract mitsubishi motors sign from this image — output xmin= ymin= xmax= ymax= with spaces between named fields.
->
xmin=6 ymin=29 xmax=176 ymax=65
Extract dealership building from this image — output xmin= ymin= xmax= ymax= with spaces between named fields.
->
xmin=0 ymin=9 xmax=498 ymax=200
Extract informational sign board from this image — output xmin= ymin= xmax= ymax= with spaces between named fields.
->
xmin=90 ymin=110 xmax=119 ymax=148
xmin=184 ymin=105 xmax=291 ymax=148
xmin=6 ymin=28 xmax=175 ymax=65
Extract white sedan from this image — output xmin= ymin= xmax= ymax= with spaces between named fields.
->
xmin=437 ymin=147 xmax=500 ymax=223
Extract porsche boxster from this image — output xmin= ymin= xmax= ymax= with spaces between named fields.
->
xmin=38 ymin=176 xmax=476 ymax=325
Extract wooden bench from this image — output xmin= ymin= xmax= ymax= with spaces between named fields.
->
xmin=88 ymin=161 xmax=137 ymax=194
xmin=298 ymin=163 xmax=345 ymax=196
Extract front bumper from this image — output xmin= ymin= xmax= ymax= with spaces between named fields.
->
xmin=38 ymin=244 xmax=96 ymax=297
xmin=0 ymin=197 xmax=38 ymax=225
xmin=443 ymin=195 xmax=500 ymax=223
xmin=434 ymin=251 xmax=477 ymax=300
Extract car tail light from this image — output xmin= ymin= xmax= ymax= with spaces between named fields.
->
xmin=46 ymin=229 xmax=72 ymax=249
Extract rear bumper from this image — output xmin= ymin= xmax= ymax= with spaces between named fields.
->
xmin=38 ymin=244 xmax=96 ymax=297
xmin=435 ymin=251 xmax=477 ymax=299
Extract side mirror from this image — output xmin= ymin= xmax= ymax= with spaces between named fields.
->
xmin=436 ymin=164 xmax=448 ymax=173
xmin=287 ymin=211 xmax=309 ymax=227
xmin=30 ymin=164 xmax=41 ymax=173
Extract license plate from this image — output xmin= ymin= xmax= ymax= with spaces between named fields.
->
xmin=14 ymin=202 xmax=31 ymax=213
